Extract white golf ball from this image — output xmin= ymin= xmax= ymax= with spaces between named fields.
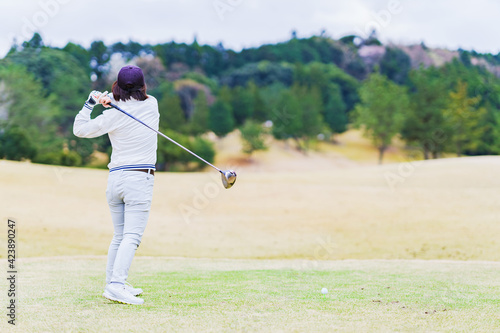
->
xmin=321 ymin=288 xmax=328 ymax=294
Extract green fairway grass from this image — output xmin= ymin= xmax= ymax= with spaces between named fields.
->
xmin=2 ymin=257 xmax=499 ymax=332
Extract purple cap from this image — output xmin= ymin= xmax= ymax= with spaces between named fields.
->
xmin=117 ymin=65 xmax=145 ymax=92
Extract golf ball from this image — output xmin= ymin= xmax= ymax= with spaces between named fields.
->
xmin=321 ymin=288 xmax=328 ymax=294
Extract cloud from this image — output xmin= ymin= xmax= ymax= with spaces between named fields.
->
xmin=1 ymin=0 xmax=498 ymax=57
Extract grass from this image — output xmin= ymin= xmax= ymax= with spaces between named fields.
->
xmin=2 ymin=157 xmax=500 ymax=260
xmin=2 ymin=148 xmax=500 ymax=331
xmin=2 ymin=257 xmax=499 ymax=332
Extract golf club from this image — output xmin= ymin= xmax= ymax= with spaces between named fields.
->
xmin=108 ymin=102 xmax=237 ymax=189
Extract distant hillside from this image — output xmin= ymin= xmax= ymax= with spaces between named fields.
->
xmin=359 ymin=42 xmax=500 ymax=77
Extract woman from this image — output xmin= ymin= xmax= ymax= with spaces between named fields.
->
xmin=73 ymin=65 xmax=159 ymax=305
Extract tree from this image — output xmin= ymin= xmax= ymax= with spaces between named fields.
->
xmin=174 ymin=79 xmax=211 ymax=119
xmin=402 ymin=67 xmax=450 ymax=159
xmin=240 ymin=120 xmax=268 ymax=156
xmin=217 ymin=85 xmax=233 ymax=105
xmin=35 ymin=149 xmax=82 ymax=167
xmin=298 ymin=86 xmax=324 ymax=149
xmin=158 ymin=92 xmax=186 ymax=131
xmin=352 ymin=73 xmax=410 ymax=164
xmin=380 ymin=47 xmax=411 ymax=84
xmin=459 ymin=50 xmax=472 ymax=67
xmin=111 ymin=40 xmax=150 ymax=61
xmin=156 ymin=129 xmax=191 ymax=171
xmin=182 ymin=72 xmax=218 ymax=92
xmin=156 ymin=129 xmax=215 ymax=171
xmin=6 ymin=42 xmax=91 ymax=132
xmin=474 ymin=107 xmax=500 ymax=155
xmin=0 ymin=64 xmax=62 ymax=155
xmin=293 ymin=62 xmax=360 ymax=112
xmin=292 ymin=62 xmax=357 ymax=135
xmin=248 ymin=81 xmax=270 ymax=121
xmin=62 ymin=42 xmax=91 ymax=76
xmin=323 ymin=84 xmax=348 ymax=135
xmin=272 ymin=89 xmax=302 ymax=141
xmin=230 ymin=86 xmax=254 ymax=125
xmin=443 ymin=81 xmax=486 ymax=156
xmin=22 ymin=33 xmax=43 ymax=49
xmin=0 ymin=64 xmax=93 ymax=165
xmin=209 ymin=100 xmax=235 ymax=137
xmin=220 ymin=61 xmax=294 ymax=87
xmin=0 ymin=126 xmax=37 ymax=161
xmin=438 ymin=59 xmax=500 ymax=155
xmin=345 ymin=57 xmax=367 ymax=80
xmin=89 ymin=40 xmax=110 ymax=86
xmin=187 ymin=91 xmax=209 ymax=135
xmin=271 ymin=85 xmax=324 ymax=150
xmin=260 ymin=83 xmax=287 ymax=110
xmin=190 ymin=136 xmax=215 ymax=170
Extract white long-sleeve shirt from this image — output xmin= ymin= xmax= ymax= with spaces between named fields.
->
xmin=73 ymin=95 xmax=159 ymax=171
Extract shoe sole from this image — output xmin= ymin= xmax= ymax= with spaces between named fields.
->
xmin=103 ymin=291 xmax=144 ymax=305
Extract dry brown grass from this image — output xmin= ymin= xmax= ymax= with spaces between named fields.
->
xmin=1 ymin=154 xmax=500 ymax=261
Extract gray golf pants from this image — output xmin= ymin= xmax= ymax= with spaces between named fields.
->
xmin=105 ymin=170 xmax=154 ymax=284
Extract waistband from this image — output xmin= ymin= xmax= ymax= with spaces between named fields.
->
xmin=109 ymin=164 xmax=156 ymax=173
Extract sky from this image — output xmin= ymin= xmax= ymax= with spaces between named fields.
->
xmin=1 ymin=0 xmax=499 ymax=57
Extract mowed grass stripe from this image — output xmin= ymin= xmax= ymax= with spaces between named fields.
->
xmin=1 ymin=257 xmax=498 ymax=332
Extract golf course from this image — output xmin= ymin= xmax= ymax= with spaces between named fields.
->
xmin=3 ymin=0 xmax=500 ymax=329
xmin=1 ymin=135 xmax=500 ymax=331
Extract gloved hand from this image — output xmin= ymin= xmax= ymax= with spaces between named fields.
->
xmin=85 ymin=90 xmax=109 ymax=107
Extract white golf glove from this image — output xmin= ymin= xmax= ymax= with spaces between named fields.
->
xmin=86 ymin=90 xmax=109 ymax=107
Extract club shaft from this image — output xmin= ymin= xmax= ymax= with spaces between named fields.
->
xmin=109 ymin=102 xmax=222 ymax=173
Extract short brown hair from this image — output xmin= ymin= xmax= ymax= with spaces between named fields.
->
xmin=112 ymin=81 xmax=148 ymax=102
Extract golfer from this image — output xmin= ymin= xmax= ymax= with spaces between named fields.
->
xmin=73 ymin=65 xmax=159 ymax=305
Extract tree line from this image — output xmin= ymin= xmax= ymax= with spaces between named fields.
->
xmin=1 ymin=32 xmax=499 ymax=168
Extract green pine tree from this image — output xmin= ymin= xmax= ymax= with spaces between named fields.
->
xmin=271 ymin=89 xmax=302 ymax=141
xmin=296 ymin=85 xmax=324 ymax=149
xmin=323 ymin=84 xmax=348 ymax=135
xmin=187 ymin=91 xmax=210 ymax=135
xmin=272 ymin=85 xmax=324 ymax=151
xmin=209 ymin=100 xmax=235 ymax=137
xmin=443 ymin=81 xmax=486 ymax=156
xmin=401 ymin=67 xmax=450 ymax=159
xmin=159 ymin=93 xmax=186 ymax=131
xmin=248 ymin=81 xmax=269 ymax=121
xmin=231 ymin=86 xmax=254 ymax=125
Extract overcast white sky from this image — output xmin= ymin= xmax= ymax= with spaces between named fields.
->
xmin=1 ymin=0 xmax=499 ymax=57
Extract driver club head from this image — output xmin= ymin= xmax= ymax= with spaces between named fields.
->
xmin=221 ymin=170 xmax=237 ymax=189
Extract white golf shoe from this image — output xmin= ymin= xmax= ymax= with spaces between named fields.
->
xmin=124 ymin=282 xmax=143 ymax=296
xmin=105 ymin=282 xmax=143 ymax=296
xmin=103 ymin=283 xmax=144 ymax=305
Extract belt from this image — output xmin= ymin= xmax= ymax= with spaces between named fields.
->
xmin=125 ymin=169 xmax=155 ymax=175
